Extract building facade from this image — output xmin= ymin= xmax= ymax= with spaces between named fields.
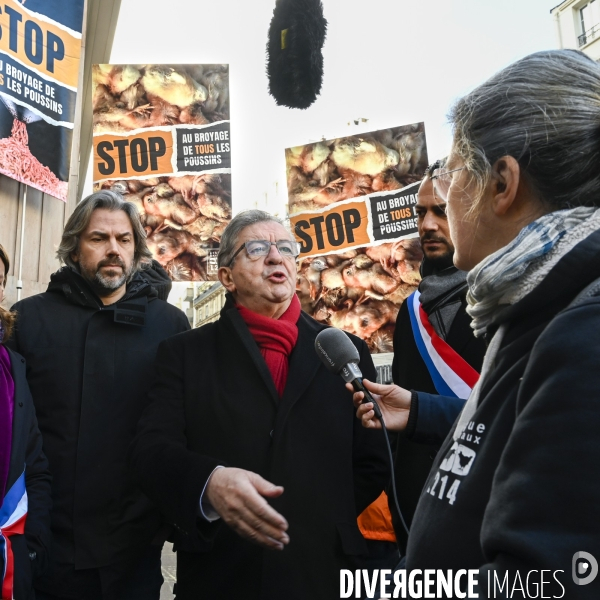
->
xmin=552 ymin=0 xmax=600 ymax=60
xmin=193 ymin=282 xmax=226 ymax=328
xmin=169 ymin=284 xmax=195 ymax=327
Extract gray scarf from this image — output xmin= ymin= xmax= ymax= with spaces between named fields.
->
xmin=454 ymin=206 xmax=600 ymax=440
xmin=466 ymin=206 xmax=600 ymax=338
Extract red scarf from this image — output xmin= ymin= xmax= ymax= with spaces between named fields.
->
xmin=237 ymin=295 xmax=301 ymax=397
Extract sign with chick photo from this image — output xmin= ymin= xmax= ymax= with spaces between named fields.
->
xmin=92 ymin=64 xmax=231 ymax=281
xmin=287 ymin=123 xmax=428 ymax=353
xmin=0 ymin=0 xmax=85 ymax=201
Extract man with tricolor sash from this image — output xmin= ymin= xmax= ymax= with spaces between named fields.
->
xmin=389 ymin=161 xmax=486 ymax=551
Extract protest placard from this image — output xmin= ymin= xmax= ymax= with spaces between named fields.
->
xmin=0 ymin=0 xmax=84 ymax=200
xmin=288 ymin=124 xmax=428 ymax=352
xmin=93 ymin=64 xmax=231 ymax=281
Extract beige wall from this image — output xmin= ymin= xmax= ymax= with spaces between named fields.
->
xmin=0 ymin=178 xmax=66 ymax=307
xmin=0 ymin=0 xmax=121 ymax=309
xmin=582 ymin=31 xmax=600 ymax=60
xmin=552 ymin=0 xmax=600 ymax=60
xmin=75 ymin=0 xmax=122 ymax=206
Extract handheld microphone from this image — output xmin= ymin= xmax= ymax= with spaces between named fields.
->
xmin=314 ymin=326 xmax=410 ymax=536
xmin=314 ymin=328 xmax=382 ymax=419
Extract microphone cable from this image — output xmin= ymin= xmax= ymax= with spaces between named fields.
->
xmin=379 ymin=411 xmax=410 ymax=537
xmin=355 ymin=379 xmax=410 ymax=538
xmin=313 ymin=328 xmax=411 ymax=538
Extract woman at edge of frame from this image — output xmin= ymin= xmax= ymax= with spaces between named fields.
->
xmin=351 ymin=49 xmax=600 ymax=599
xmin=0 ymin=244 xmax=52 ymax=600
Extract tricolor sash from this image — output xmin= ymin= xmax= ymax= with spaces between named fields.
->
xmin=407 ymin=290 xmax=479 ymax=398
xmin=0 ymin=471 xmax=27 ymax=600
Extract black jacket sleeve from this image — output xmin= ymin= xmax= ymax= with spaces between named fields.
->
xmin=391 ymin=301 xmax=410 ymax=387
xmin=23 ymin=409 xmax=52 ymax=579
xmin=476 ymin=302 xmax=600 ymax=599
xmin=352 ymin=341 xmax=389 ymax=516
xmin=129 ymin=336 xmax=222 ymax=540
xmin=408 ymin=392 xmax=466 ymax=445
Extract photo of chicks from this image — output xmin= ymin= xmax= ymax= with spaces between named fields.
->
xmin=92 ymin=64 xmax=231 ymax=281
xmin=96 ymin=174 xmax=231 ymax=281
xmin=92 ymin=64 xmax=229 ymax=132
xmin=287 ymin=124 xmax=428 ymax=352
xmin=286 ymin=123 xmax=427 ymax=214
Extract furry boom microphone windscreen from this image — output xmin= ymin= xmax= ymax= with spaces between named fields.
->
xmin=267 ymin=0 xmax=328 ymax=109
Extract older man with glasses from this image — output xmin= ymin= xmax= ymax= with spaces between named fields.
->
xmin=130 ymin=209 xmax=388 ymax=600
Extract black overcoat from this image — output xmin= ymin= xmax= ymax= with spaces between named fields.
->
xmin=130 ymin=298 xmax=389 ymax=600
xmin=391 ymin=278 xmax=485 ymax=550
xmin=3 ymin=347 xmax=52 ymax=600
xmin=8 ymin=268 xmax=189 ymax=591
xmin=408 ymin=229 xmax=600 ymax=598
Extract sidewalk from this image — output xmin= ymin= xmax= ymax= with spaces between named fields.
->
xmin=160 ymin=543 xmax=177 ymax=600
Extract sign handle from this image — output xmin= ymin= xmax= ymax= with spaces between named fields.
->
xmin=16 ymin=184 xmax=27 ymax=301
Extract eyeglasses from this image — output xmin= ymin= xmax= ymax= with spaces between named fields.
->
xmin=430 ymin=166 xmax=465 ymax=202
xmin=228 ymin=239 xmax=301 ymax=267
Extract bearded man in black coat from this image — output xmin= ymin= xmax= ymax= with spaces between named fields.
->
xmin=130 ymin=209 xmax=388 ymax=600
xmin=390 ymin=163 xmax=486 ymax=550
xmin=8 ymin=191 xmax=190 ymax=600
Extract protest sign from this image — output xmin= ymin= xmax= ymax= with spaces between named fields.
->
xmin=0 ymin=0 xmax=84 ymax=200
xmin=93 ymin=64 xmax=231 ymax=281
xmin=288 ymin=124 xmax=428 ymax=352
